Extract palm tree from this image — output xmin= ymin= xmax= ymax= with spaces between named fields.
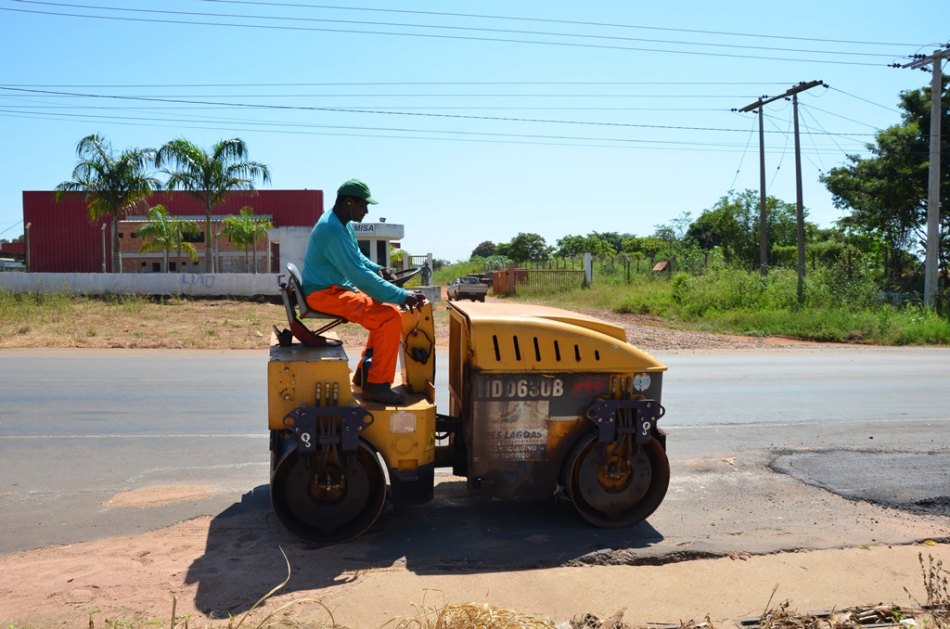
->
xmin=221 ymin=206 xmax=273 ymax=273
xmin=56 ymin=134 xmax=159 ymax=272
xmin=155 ymin=138 xmax=271 ymax=273
xmin=134 ymin=205 xmax=199 ymax=272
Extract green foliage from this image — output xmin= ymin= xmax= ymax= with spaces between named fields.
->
xmin=506 ymin=260 xmax=950 ymax=345
xmin=470 ymin=240 xmax=496 ymax=259
xmin=56 ymin=133 xmax=161 ymax=272
xmin=0 ymin=290 xmax=74 ymax=323
xmin=134 ymin=204 xmax=199 ymax=272
xmin=434 ymin=260 xmax=484 ymax=284
xmin=686 ymin=189 xmax=810 ymax=270
xmin=221 ymin=206 xmax=273 ymax=273
xmin=156 ymin=137 xmax=271 ymax=273
xmin=554 ymin=232 xmax=622 ymax=257
xmin=496 ymin=232 xmax=551 ymax=262
xmin=821 ymin=77 xmax=949 ymax=285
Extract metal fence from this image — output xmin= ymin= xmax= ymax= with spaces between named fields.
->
xmin=492 ymin=265 xmax=586 ymax=296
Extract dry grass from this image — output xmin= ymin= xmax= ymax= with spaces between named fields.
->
xmin=0 ymin=294 xmax=456 ymax=350
xmin=66 ymin=554 xmax=950 ymax=629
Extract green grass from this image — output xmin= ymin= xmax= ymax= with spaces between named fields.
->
xmin=446 ymin=262 xmax=950 ymax=346
xmin=0 ymin=290 xmax=77 ymax=327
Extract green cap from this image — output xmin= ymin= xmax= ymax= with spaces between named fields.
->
xmin=337 ymin=178 xmax=378 ymax=205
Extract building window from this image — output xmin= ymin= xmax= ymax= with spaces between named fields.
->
xmin=152 ymin=262 xmax=161 ymax=272
xmin=182 ymin=231 xmax=204 ymax=244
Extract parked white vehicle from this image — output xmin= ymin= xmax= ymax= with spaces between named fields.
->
xmin=446 ymin=276 xmax=488 ymax=302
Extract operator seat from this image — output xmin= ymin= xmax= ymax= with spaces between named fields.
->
xmin=277 ymin=262 xmax=347 ymax=346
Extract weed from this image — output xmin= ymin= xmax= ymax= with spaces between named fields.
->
xmin=904 ymin=553 xmax=950 ymax=628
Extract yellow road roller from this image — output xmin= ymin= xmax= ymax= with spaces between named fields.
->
xmin=269 ymin=265 xmax=669 ymax=544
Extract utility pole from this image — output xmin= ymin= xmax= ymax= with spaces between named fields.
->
xmin=24 ymin=222 xmax=31 ymax=272
xmin=739 ymin=80 xmax=824 ymax=281
xmin=902 ymin=49 xmax=949 ymax=307
xmin=756 ymin=103 xmax=768 ymax=276
xmin=793 ymin=91 xmax=807 ymax=305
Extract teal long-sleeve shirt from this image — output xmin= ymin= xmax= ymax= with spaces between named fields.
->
xmin=301 ymin=210 xmax=411 ymax=305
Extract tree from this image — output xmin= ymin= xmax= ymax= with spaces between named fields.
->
xmin=554 ymin=235 xmax=588 ymax=258
xmin=156 ymin=138 xmax=271 ymax=273
xmin=470 ymin=241 xmax=496 ymax=259
xmin=554 ymin=233 xmax=619 ymax=258
xmin=56 ymin=134 xmax=160 ymax=272
xmin=637 ymin=236 xmax=666 ymax=266
xmin=221 ymin=206 xmax=273 ymax=273
xmin=822 ymin=78 xmax=949 ymax=287
xmin=500 ymin=232 xmax=550 ymax=263
xmin=686 ymin=190 xmax=801 ymax=269
xmin=134 ymin=204 xmax=199 ymax=272
xmin=589 ymin=231 xmax=626 ymax=254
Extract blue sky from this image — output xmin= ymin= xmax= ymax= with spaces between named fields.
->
xmin=0 ymin=1 xmax=946 ymax=261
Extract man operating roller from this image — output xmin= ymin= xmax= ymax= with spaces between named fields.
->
xmin=301 ymin=178 xmax=425 ymax=406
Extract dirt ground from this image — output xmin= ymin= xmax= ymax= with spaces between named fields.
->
xmin=0 ymin=520 xmax=946 ymax=628
xmin=0 ymin=294 xmax=823 ymax=353
xmin=1 ymin=296 xmax=945 ymax=628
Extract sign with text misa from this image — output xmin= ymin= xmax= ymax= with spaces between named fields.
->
xmin=353 ymin=222 xmax=404 ymax=239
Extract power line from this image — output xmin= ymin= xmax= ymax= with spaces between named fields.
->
xmin=827 ymin=86 xmax=901 ymax=112
xmin=800 ymin=103 xmax=888 ymax=130
xmin=0 ymin=92 xmax=791 ymax=99
xmin=764 ymin=112 xmax=793 ymax=190
xmin=0 ymin=103 xmax=740 ymax=112
xmin=9 ymin=0 xmax=906 ymax=59
xmin=201 ymin=0 xmax=935 ymax=48
xmin=0 ymin=5 xmax=897 ymax=66
xmin=0 ymin=221 xmax=24 ymax=237
xmin=729 ymin=115 xmax=757 ymax=190
xmin=0 ymin=86 xmax=878 ymax=137
xmin=0 ymin=81 xmax=800 ymax=88
xmin=0 ymin=107 xmax=863 ymax=154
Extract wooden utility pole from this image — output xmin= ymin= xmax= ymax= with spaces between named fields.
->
xmin=757 ymin=104 xmax=768 ymax=276
xmin=739 ymin=80 xmax=824 ymax=282
xmin=903 ymin=49 xmax=949 ymax=307
xmin=793 ymin=91 xmax=807 ymax=305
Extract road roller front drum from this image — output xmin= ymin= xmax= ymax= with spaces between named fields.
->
xmin=561 ymin=431 xmax=670 ymax=528
xmin=270 ymin=439 xmax=387 ymax=545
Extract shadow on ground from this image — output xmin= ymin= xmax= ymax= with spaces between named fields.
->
xmin=186 ymin=480 xmax=664 ymax=617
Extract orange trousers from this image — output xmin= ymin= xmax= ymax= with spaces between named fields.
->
xmin=305 ymin=286 xmax=402 ymax=386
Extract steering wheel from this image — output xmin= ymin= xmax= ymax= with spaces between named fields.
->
xmin=389 ymin=267 xmax=421 ymax=287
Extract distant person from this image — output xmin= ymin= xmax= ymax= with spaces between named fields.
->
xmin=301 ymin=179 xmax=425 ymax=405
xmin=421 ymin=262 xmax=432 ymax=286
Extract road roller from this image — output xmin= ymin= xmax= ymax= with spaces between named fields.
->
xmin=269 ymin=264 xmax=669 ymax=544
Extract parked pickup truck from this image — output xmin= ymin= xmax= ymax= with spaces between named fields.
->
xmin=446 ymin=275 xmax=488 ymax=302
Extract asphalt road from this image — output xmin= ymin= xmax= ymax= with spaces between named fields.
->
xmin=1 ymin=346 xmax=948 ymax=560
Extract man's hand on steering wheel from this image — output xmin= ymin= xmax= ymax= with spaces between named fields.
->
xmin=402 ymin=291 xmax=426 ymax=312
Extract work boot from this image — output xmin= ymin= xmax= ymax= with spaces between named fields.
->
xmin=352 ymin=350 xmax=372 ymax=388
xmin=362 ymin=382 xmax=406 ymax=406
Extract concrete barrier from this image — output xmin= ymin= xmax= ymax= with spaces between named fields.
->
xmin=0 ymin=272 xmax=281 ymax=297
